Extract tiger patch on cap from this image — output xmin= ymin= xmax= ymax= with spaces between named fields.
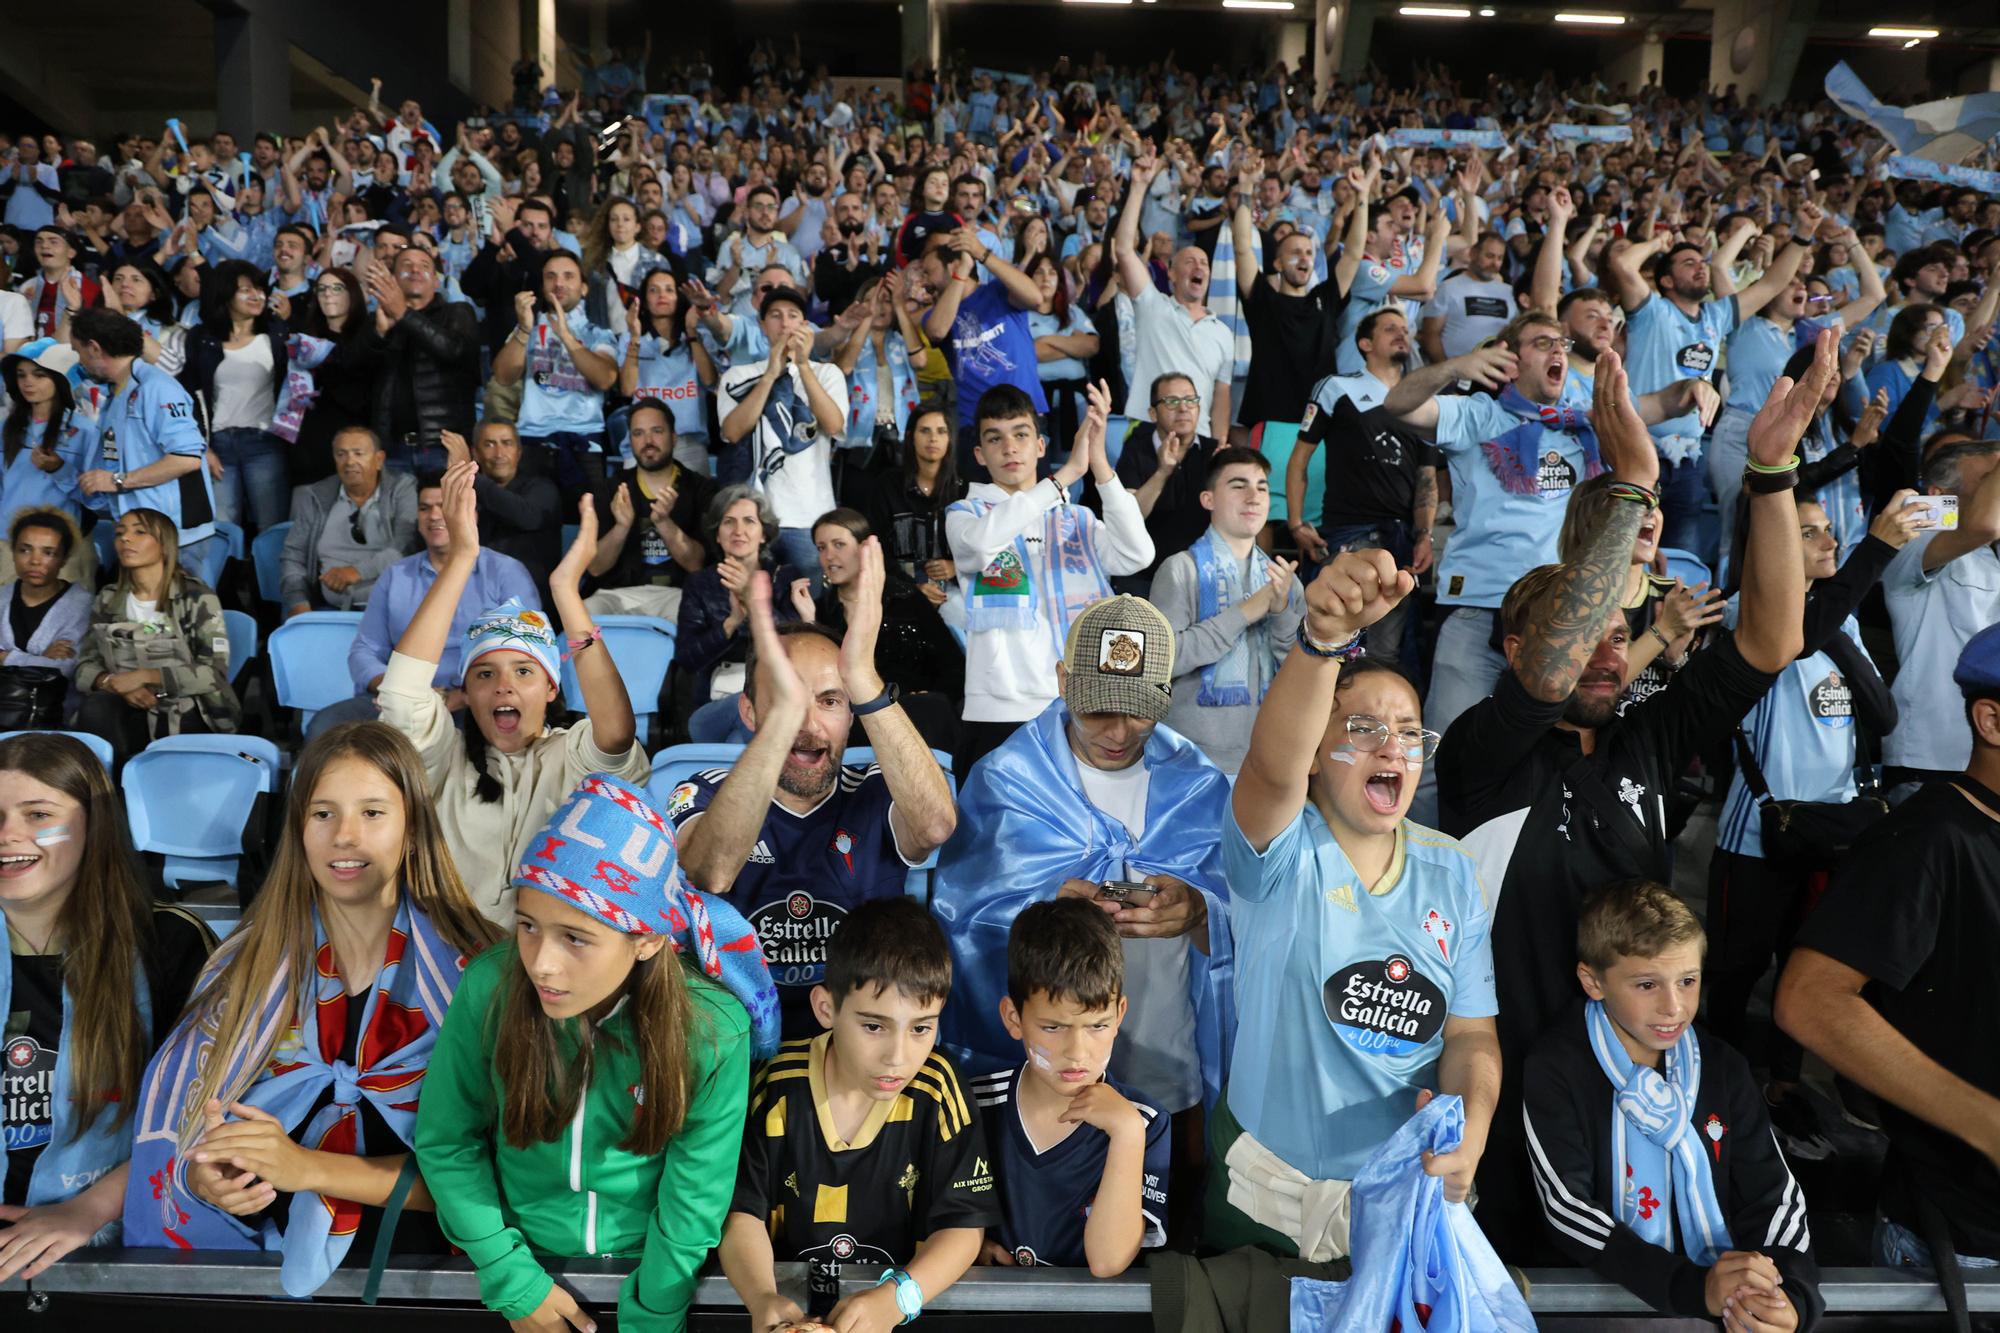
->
xmin=1099 ymin=629 xmax=1146 ymax=676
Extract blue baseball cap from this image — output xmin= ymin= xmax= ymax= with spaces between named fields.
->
xmin=1955 ymin=622 xmax=2000 ymax=697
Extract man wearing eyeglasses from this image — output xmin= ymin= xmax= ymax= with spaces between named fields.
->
xmin=278 ymin=424 xmax=419 ymax=616
xmin=1080 ymin=373 xmax=1221 ymax=593
xmin=362 ymin=244 xmax=481 ymax=475
xmin=709 ymin=182 xmax=806 ymax=314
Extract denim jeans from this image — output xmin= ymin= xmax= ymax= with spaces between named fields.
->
xmin=1875 ymin=1215 xmax=2000 ymax=1271
xmin=1706 ymin=405 xmax=1754 ymax=583
xmin=1656 ymin=452 xmax=1712 ymax=560
xmin=773 ymin=526 xmax=823 ymax=590
xmin=209 ymin=427 xmax=290 ymax=534
xmin=1321 ymin=520 xmax=1415 ymax=667
xmin=1411 ymin=606 xmax=1508 ymax=826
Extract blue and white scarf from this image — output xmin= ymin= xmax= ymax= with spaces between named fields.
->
xmin=0 ymin=906 xmax=151 ymax=1231
xmin=1190 ymin=528 xmax=1279 ymax=708
xmin=1584 ymin=999 xmax=1733 ymax=1265
xmin=123 ymin=895 xmax=466 ymax=1296
xmin=842 ymin=332 xmax=918 ymax=451
xmin=1483 ymin=385 xmax=1606 ymax=498
xmin=945 ymin=491 xmax=1110 ymax=656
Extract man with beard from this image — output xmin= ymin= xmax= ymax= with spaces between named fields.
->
xmin=1286 ymin=309 xmax=1434 ymax=663
xmin=585 ymin=401 xmax=716 ymax=622
xmin=670 ymin=539 xmax=957 ymax=1039
xmin=1436 ymin=338 xmax=1826 ymax=1261
xmin=1420 ymin=232 xmax=1517 ymax=366
xmin=811 ymin=191 xmax=884 ymax=319
xmin=1531 ymin=187 xmax=1616 ymax=404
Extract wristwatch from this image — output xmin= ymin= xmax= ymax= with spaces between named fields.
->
xmin=113 ymin=473 xmax=127 ymax=492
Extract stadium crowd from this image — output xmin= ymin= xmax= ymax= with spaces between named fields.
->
xmin=3 ymin=33 xmax=2000 ymax=1333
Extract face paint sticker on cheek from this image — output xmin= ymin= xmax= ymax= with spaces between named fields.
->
xmin=1326 ymin=744 xmax=1361 ymax=766
xmin=33 ymin=825 xmax=71 ymax=846
xmin=1027 ymin=1045 xmax=1057 ymax=1072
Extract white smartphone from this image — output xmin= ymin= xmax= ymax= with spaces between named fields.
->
xmin=1904 ymin=493 xmax=1960 ymax=531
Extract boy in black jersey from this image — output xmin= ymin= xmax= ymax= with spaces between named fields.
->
xmin=1523 ymin=881 xmax=1822 ymax=1331
xmin=971 ymin=899 xmax=1170 ymax=1275
xmin=722 ymin=897 xmax=996 ymax=1331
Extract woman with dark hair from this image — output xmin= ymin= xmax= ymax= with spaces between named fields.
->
xmin=99 ymin=259 xmax=188 ymax=375
xmin=72 ymin=508 xmax=240 ymax=763
xmin=0 ymin=733 xmax=214 ymax=1280
xmin=865 ymin=405 xmax=964 ymax=603
xmin=180 ymin=257 xmax=291 ymax=533
xmin=830 ymin=271 xmax=929 ymax=504
xmin=616 ymin=268 xmax=716 ymax=472
xmin=0 ymin=510 xmax=92 ymax=729
xmin=288 ymin=267 xmax=381 ymax=487
xmin=381 ymin=463 xmax=646 ymax=921
xmin=1025 ymin=251 xmax=1099 ymax=448
xmin=893 ymin=164 xmax=959 ymax=269
xmin=0 ymin=341 xmax=94 ymax=540
xmin=1865 ymin=303 xmax=1985 ymax=441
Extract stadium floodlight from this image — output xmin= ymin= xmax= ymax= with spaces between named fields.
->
xmin=1224 ymin=0 xmax=1299 ymax=9
xmin=1868 ymin=26 xmax=1938 ymax=38
xmin=1554 ymin=12 xmax=1628 ymax=23
xmin=1399 ymin=5 xmax=1473 ymax=15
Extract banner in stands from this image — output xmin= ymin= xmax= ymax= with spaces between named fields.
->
xmin=1884 ymin=154 xmax=2000 ymax=196
xmin=1550 ymin=124 xmax=1634 ymax=143
xmin=1388 ymin=128 xmax=1506 ymax=149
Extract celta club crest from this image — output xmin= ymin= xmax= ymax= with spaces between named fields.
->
xmin=1420 ymin=908 xmax=1453 ymax=962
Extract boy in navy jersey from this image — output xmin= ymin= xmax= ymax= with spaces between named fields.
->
xmin=1524 ymin=881 xmax=1822 ymax=1330
xmin=972 ymin=899 xmax=1171 ymax=1275
xmin=722 ymin=898 xmax=997 ymax=1332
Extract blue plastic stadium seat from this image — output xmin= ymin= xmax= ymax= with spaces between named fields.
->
xmin=251 ymin=522 xmax=292 ymax=604
xmin=561 ymin=522 xmax=581 ymax=554
xmin=91 ymin=522 xmax=116 ymax=574
xmin=122 ymin=734 xmax=282 ymax=889
xmin=0 ymin=730 xmax=115 ymax=769
xmin=268 ymin=611 xmax=365 ymax=729
xmin=1660 ymin=546 xmax=1714 ymax=592
xmin=222 ymin=610 xmax=257 ymax=685
xmin=186 ymin=532 xmax=229 ymax=589
xmin=562 ymin=615 xmax=674 ymax=738
xmin=1103 ymin=414 xmax=1131 ymax=469
xmin=215 ymin=521 xmax=246 ymax=562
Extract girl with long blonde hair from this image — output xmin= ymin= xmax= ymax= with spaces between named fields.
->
xmin=122 ymin=722 xmax=498 ymax=1295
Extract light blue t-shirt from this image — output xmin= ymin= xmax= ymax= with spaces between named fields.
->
xmin=1221 ymin=811 xmax=1496 ymax=1181
xmin=515 ymin=308 xmax=622 ymax=439
xmin=1718 ymin=602 xmax=1868 ymax=858
xmin=80 ymin=360 xmax=214 ymax=542
xmin=1431 ymin=393 xmax=1592 ymax=608
xmin=1623 ymin=292 xmax=1737 ymax=455
xmin=1722 ymin=314 xmax=1833 ymax=415
xmin=1028 ymin=307 xmax=1094 ymax=383
xmin=1334 ymin=260 xmax=1397 ymax=375
xmin=626 ymin=334 xmax=711 ymax=441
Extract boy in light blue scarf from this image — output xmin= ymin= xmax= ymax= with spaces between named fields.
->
xmin=1522 ymin=880 xmax=1824 ymax=1330
xmin=1148 ymin=447 xmax=1302 ymax=774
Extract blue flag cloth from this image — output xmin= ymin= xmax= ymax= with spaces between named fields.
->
xmin=930 ymin=701 xmax=1236 ymax=1110
xmin=1289 ymin=1095 xmax=1536 ymax=1333
xmin=1825 ymin=61 xmax=2000 ymax=165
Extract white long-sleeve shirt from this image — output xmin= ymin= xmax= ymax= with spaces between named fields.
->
xmin=946 ymin=476 xmax=1154 ymax=723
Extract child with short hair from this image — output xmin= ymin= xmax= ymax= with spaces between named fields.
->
xmin=971 ymin=898 xmax=1170 ymax=1275
xmin=1523 ymin=879 xmax=1824 ymax=1331
xmin=721 ymin=897 xmax=997 ymax=1331
xmin=945 ymin=380 xmax=1154 ymax=775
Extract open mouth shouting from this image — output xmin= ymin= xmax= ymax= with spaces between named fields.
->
xmin=1362 ymin=765 xmax=1405 ymax=815
xmin=491 ymin=704 xmax=522 ymax=735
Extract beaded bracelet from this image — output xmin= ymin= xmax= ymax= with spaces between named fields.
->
xmin=1300 ymin=628 xmax=1366 ymax=662
xmin=1606 ymin=481 xmax=1660 ymax=511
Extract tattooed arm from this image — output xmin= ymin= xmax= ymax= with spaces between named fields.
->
xmin=1507 ymin=350 xmax=1657 ymax=703
xmin=1410 ymin=463 xmax=1438 ymax=575
xmin=1732 ymin=327 xmax=1830 ymax=672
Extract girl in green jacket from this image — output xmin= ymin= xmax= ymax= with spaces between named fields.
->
xmin=415 ymin=773 xmax=780 ymax=1333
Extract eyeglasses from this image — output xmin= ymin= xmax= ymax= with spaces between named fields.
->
xmin=1154 ymin=395 xmax=1201 ymax=409
xmin=314 ymin=284 xmax=347 ymax=297
xmin=1344 ymin=716 xmax=1443 ymax=764
xmin=1523 ymin=335 xmax=1575 ymax=354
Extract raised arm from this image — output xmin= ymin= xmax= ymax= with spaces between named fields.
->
xmin=841 ymin=538 xmax=956 ymax=858
xmin=1389 ymin=208 xmax=1450 ymax=303
xmin=675 ymin=574 xmax=809 ymax=896
xmin=1732 ymin=203 xmax=1821 ymax=320
xmin=1232 ymin=549 xmax=1416 ymax=851
xmin=1332 ymin=165 xmax=1375 ymax=295
xmin=1605 ymin=230 xmax=1666 ymax=313
xmin=1511 ymin=350 xmax=1657 ymax=701
xmin=1114 ymin=157 xmax=1158 ymax=298
xmin=1229 ymin=151 xmax=1264 ymax=300
xmin=1383 ymin=343 xmax=1518 ymax=440
xmin=552 ymin=496 xmax=636 ymax=756
xmin=1836 ymin=224 xmax=1888 ymax=331
xmin=1731 ymin=328 xmax=1829 ymax=672
xmin=1530 ymin=186 xmax=1577 ymax=315
xmin=393 ymin=460 xmax=482 ymax=669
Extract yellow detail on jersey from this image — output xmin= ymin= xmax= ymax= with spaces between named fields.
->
xmin=765 ymin=1097 xmax=787 ymax=1139
xmin=814 ymin=1183 xmax=849 ymax=1224
xmin=887 ymin=1095 xmax=915 ymax=1124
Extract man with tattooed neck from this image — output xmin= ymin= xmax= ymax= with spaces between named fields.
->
xmin=1437 ymin=333 xmax=1832 ymax=1261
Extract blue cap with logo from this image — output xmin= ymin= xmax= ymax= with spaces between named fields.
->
xmin=1954 ymin=622 xmax=2000 ymax=697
